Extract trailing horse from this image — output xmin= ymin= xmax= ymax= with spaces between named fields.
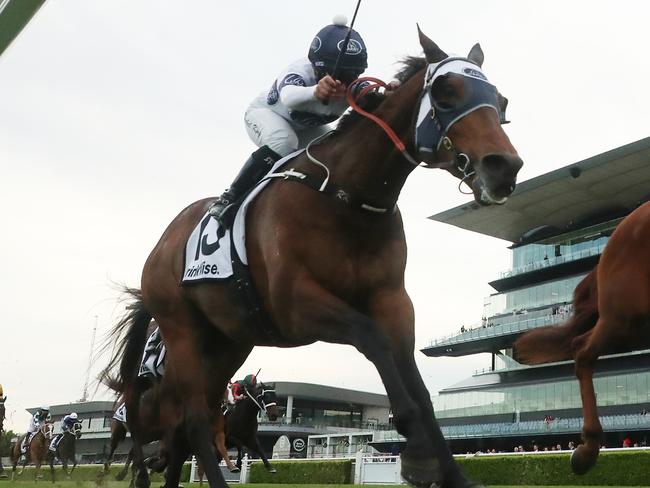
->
xmin=10 ymin=423 xmax=53 ymax=480
xmin=223 ymin=382 xmax=279 ymax=472
xmin=48 ymin=421 xmax=82 ymax=481
xmin=515 ymin=201 xmax=650 ymax=475
xmin=106 ymin=28 xmax=522 ymax=488
xmin=197 ymin=383 xmax=280 ymax=484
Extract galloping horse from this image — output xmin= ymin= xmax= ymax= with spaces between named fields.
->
xmin=107 ymin=28 xmax=522 ymax=488
xmin=197 ymin=383 xmax=280 ymax=484
xmin=49 ymin=421 xmax=82 ymax=481
xmin=515 ymin=201 xmax=650 ymax=474
xmin=10 ymin=423 xmax=53 ymax=479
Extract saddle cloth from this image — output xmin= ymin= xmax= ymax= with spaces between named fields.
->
xmin=182 ymin=149 xmax=304 ymax=283
xmin=113 ymin=403 xmax=127 ymax=423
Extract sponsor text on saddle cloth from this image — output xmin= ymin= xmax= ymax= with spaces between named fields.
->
xmin=182 ymin=150 xmax=304 ymax=283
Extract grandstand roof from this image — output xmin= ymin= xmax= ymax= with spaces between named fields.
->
xmin=0 ymin=0 xmax=47 ymax=57
xmin=429 ymin=137 xmax=650 ymax=243
xmin=273 ymin=381 xmax=389 ymax=407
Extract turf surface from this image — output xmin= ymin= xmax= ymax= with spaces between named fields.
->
xmin=2 ymin=482 xmax=650 ymax=488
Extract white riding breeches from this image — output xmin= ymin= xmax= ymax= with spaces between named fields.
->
xmin=244 ymin=97 xmax=331 ymax=157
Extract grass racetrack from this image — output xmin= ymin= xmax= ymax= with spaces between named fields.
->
xmin=2 ymin=483 xmax=650 ymax=488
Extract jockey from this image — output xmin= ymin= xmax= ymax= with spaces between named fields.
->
xmin=21 ymin=406 xmax=51 ymax=454
xmin=230 ymin=373 xmax=258 ymax=403
xmin=209 ymin=15 xmax=370 ymax=223
xmin=49 ymin=412 xmax=79 ymax=452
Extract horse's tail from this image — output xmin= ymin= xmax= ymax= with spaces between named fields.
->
xmin=515 ymin=269 xmax=599 ymax=364
xmin=99 ymin=287 xmax=152 ymax=393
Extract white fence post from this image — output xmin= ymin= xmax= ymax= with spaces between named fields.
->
xmin=395 ymin=455 xmax=402 ymax=484
xmin=354 ymin=451 xmax=363 ymax=484
xmin=239 ymin=454 xmax=249 ymax=483
xmin=189 ymin=455 xmax=197 ymax=483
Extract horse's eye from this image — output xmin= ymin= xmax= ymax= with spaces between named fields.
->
xmin=431 ymin=75 xmax=464 ymax=112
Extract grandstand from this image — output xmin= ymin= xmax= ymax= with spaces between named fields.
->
xmin=415 ymin=136 xmax=650 ymax=453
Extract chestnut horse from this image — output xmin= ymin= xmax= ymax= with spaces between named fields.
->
xmin=10 ymin=423 xmax=53 ymax=480
xmin=515 ymin=201 xmax=650 ymax=474
xmin=108 ymin=29 xmax=522 ymax=488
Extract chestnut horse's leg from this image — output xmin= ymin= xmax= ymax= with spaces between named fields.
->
xmin=570 ymin=325 xmax=608 ymax=475
xmin=161 ymin=426 xmax=191 ymax=488
xmin=105 ymin=420 xmax=127 ymax=473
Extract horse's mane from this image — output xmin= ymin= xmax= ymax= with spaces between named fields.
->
xmin=335 ymin=56 xmax=427 ymax=133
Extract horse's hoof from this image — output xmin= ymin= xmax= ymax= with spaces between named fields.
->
xmin=400 ymin=453 xmax=442 ymax=488
xmin=228 ymin=467 xmax=240 ymax=473
xmin=115 ymin=472 xmax=127 ymax=481
xmin=267 ymin=468 xmax=277 ymax=474
xmin=571 ymin=444 xmax=598 ymax=475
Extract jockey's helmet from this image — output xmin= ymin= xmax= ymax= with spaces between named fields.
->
xmin=308 ymin=15 xmax=367 ymax=84
xmin=0 ymin=384 xmax=3 ymax=397
xmin=69 ymin=412 xmax=78 ymax=420
xmin=39 ymin=405 xmax=50 ymax=412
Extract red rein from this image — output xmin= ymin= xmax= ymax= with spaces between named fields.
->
xmin=346 ymin=77 xmax=408 ymax=152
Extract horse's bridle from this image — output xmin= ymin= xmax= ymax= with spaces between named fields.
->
xmin=244 ymin=387 xmax=277 ymax=414
xmin=346 ymin=57 xmax=507 ymax=193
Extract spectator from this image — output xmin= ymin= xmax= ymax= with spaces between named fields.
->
xmin=623 ymin=436 xmax=633 ymax=448
xmin=568 ymin=441 xmax=576 ymax=450
xmin=556 ymin=444 xmax=562 ymax=451
xmin=533 ymin=444 xmax=540 ymax=452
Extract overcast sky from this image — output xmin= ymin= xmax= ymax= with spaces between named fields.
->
xmin=1 ymin=1 xmax=648 ymax=431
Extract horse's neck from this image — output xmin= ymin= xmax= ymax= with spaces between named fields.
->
xmin=324 ymin=72 xmax=424 ymax=210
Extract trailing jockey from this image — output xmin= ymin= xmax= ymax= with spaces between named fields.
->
xmin=209 ymin=15 xmax=376 ymax=225
xmin=224 ymin=373 xmax=258 ymax=413
xmin=21 ymin=406 xmax=51 ymax=459
xmin=49 ymin=412 xmax=80 ymax=452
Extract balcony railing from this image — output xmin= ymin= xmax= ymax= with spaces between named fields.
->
xmin=372 ymin=413 xmax=650 ymax=442
xmin=425 ymin=310 xmax=571 ymax=348
xmin=500 ymin=243 xmax=606 ymax=279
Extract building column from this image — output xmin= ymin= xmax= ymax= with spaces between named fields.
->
xmin=286 ymin=395 xmax=294 ymax=424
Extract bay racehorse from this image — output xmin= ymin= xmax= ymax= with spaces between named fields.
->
xmin=48 ymin=421 xmax=82 ymax=481
xmin=197 ymin=383 xmax=280 ymax=484
xmin=102 ymin=320 xmax=240 ymax=486
xmin=10 ymin=423 xmax=53 ymax=479
xmin=107 ymin=28 xmax=522 ymax=488
xmin=515 ymin=200 xmax=650 ymax=474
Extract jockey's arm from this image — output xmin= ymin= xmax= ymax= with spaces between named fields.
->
xmin=280 ymin=76 xmax=346 ymax=111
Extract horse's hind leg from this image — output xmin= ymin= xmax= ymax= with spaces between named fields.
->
xmin=116 ymin=447 xmax=133 ymax=481
xmin=570 ymin=326 xmax=607 ymax=474
xmin=246 ymin=436 xmax=275 ymax=473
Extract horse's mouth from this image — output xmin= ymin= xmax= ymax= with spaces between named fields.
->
xmin=479 ymin=188 xmax=508 ymax=205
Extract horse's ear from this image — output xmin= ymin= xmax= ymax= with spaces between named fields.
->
xmin=468 ymin=43 xmax=484 ymax=67
xmin=417 ymin=24 xmax=447 ymax=63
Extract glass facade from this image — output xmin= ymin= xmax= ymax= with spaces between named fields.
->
xmin=433 ymin=371 xmax=650 ymax=419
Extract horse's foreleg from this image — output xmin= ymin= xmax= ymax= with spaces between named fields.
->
xmin=162 ymin=427 xmax=190 ymax=488
xmin=246 ymin=436 xmax=275 ymax=473
xmin=289 ymin=285 xmax=439 ymax=488
xmin=115 ymin=447 xmax=133 ymax=481
xmin=370 ymin=292 xmax=481 ymax=488
xmin=571 ymin=327 xmax=604 ymax=475
xmin=49 ymin=454 xmax=56 ymax=483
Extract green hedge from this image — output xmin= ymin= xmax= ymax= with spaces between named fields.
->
xmin=458 ymin=451 xmax=650 ymax=486
xmin=2 ymin=462 xmax=191 ymax=483
xmin=249 ymin=459 xmax=352 ymax=484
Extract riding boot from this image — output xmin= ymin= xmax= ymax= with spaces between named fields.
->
xmin=209 ymin=145 xmax=280 ymax=225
